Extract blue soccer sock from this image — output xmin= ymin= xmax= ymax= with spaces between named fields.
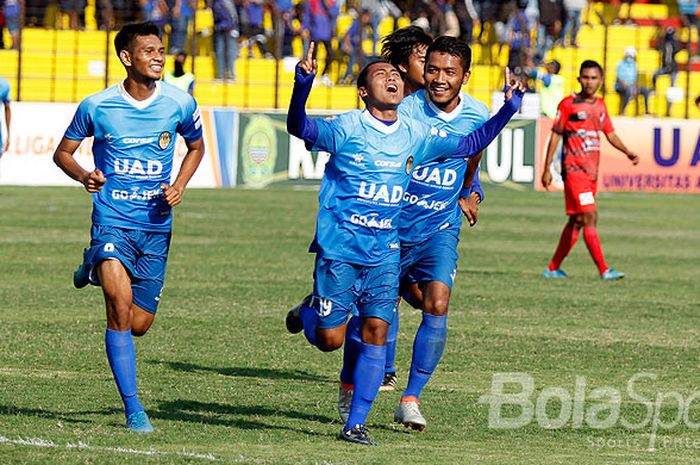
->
xmin=402 ymin=313 xmax=448 ymax=400
xmin=384 ymin=308 xmax=399 ymax=374
xmin=300 ymin=304 xmax=319 ymax=347
xmin=340 ymin=316 xmax=362 ymax=386
xmin=346 ymin=342 xmax=386 ymax=429
xmin=105 ymin=328 xmax=144 ymax=418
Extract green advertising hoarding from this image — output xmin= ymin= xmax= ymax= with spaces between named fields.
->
xmin=237 ymin=111 xmax=331 ymax=188
xmin=237 ymin=112 xmax=538 ymax=189
xmin=481 ymin=118 xmax=538 ymax=188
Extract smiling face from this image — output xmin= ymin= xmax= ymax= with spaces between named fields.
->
xmin=358 ymin=62 xmax=404 ymax=110
xmin=120 ymin=34 xmax=165 ymax=81
xmin=424 ymin=51 xmax=470 ymax=112
xmin=578 ymin=66 xmax=603 ymax=99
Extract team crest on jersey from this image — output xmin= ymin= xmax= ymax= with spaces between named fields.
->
xmin=406 ymin=156 xmax=414 ymax=174
xmin=158 ymin=131 xmax=171 ymax=150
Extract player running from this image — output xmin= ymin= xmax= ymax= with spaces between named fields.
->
xmin=339 ymin=36 xmax=495 ymax=431
xmin=377 ymin=28 xmax=485 ymax=393
xmin=286 ymin=42 xmax=523 ymax=446
xmin=542 ymin=60 xmax=638 ymax=280
xmin=53 ymin=22 xmax=205 ymax=433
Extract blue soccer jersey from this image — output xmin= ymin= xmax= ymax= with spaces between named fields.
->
xmin=64 ymin=81 xmax=202 ymax=232
xmin=398 ymin=90 xmax=489 ymax=246
xmin=0 ymin=77 xmax=10 ymax=154
xmin=309 ymin=109 xmax=464 ymax=266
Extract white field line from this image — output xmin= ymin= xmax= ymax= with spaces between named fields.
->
xmin=0 ymin=435 xmax=218 ymax=461
xmin=0 ymin=368 xmax=97 ymax=379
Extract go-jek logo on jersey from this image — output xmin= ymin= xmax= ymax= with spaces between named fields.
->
xmin=403 ymin=192 xmax=449 ymax=211
xmin=411 ymin=166 xmax=459 ymax=187
xmin=114 ymin=159 xmax=163 ymax=177
xmin=358 ymin=182 xmax=403 ymax=205
xmin=111 ymin=187 xmax=163 ymax=201
xmin=350 ymin=213 xmax=393 ymax=229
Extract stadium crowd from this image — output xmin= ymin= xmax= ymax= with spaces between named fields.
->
xmin=3 ymin=1 xmax=699 ymax=64
xmin=0 ymin=0 xmax=698 ymax=108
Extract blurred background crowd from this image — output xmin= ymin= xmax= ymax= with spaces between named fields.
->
xmin=0 ymin=0 xmax=698 ymax=116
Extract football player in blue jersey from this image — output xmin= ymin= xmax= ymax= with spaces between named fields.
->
xmin=339 ymin=35 xmax=500 ymax=431
xmin=286 ymin=43 xmax=523 ymax=445
xmin=52 ymin=22 xmax=204 ymax=433
xmin=374 ymin=27 xmax=483 ymax=394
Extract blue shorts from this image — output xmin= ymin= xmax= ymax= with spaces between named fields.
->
xmin=311 ymin=256 xmax=399 ymax=329
xmin=84 ymin=224 xmax=171 ymax=314
xmin=399 ymin=227 xmax=460 ymax=292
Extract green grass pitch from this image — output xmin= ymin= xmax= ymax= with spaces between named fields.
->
xmin=1 ymin=186 xmax=699 ymax=464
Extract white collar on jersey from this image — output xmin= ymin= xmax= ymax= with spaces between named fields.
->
xmin=425 ymin=90 xmax=464 ymax=123
xmin=361 ymin=109 xmax=400 ymax=135
xmin=118 ymin=80 xmax=161 ymax=110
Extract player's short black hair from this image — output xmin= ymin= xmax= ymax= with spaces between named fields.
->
xmin=426 ymin=36 xmax=472 ymax=72
xmin=114 ymin=21 xmax=162 ymax=55
xmin=357 ymin=59 xmax=390 ymax=89
xmin=381 ymin=26 xmax=432 ymax=73
xmin=695 ymin=95 xmax=700 ymax=106
xmin=548 ymin=60 xmax=561 ymax=74
xmin=580 ymin=60 xmax=603 ymax=76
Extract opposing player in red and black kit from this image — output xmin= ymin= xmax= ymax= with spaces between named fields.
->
xmin=541 ymin=60 xmax=639 ymax=280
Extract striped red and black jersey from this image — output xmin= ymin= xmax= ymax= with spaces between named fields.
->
xmin=552 ymin=94 xmax=614 ymax=180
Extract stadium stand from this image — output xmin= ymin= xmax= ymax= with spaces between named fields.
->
xmin=0 ymin=0 xmax=697 ymax=118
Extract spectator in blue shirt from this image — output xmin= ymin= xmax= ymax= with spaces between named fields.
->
xmin=210 ymin=0 xmax=240 ymax=81
xmin=615 ymin=47 xmax=650 ymax=115
xmin=3 ymin=0 xmax=20 ymax=49
xmin=243 ymin=0 xmax=271 ymax=58
xmin=678 ymin=0 xmax=699 ymax=57
xmin=169 ymin=0 xmax=195 ymax=53
xmin=340 ymin=9 xmax=371 ymax=84
xmin=303 ymin=0 xmax=338 ymax=86
xmin=507 ymin=0 xmax=532 ymax=77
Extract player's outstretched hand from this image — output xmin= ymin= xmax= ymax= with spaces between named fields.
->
xmin=82 ymin=169 xmax=107 ymax=193
xmin=458 ymin=193 xmax=480 ymax=227
xmin=161 ymin=183 xmax=183 ymax=207
xmin=541 ymin=169 xmax=553 ymax=190
xmin=627 ymin=152 xmax=639 ymax=165
xmin=298 ymin=42 xmax=317 ymax=77
xmin=503 ymin=67 xmax=526 ymax=101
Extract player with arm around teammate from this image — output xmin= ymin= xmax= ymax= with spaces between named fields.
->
xmin=339 ymin=36 xmax=505 ymax=431
xmin=286 ymin=43 xmax=523 ymax=446
xmin=373 ymin=27 xmax=485 ymax=393
xmin=541 ymin=60 xmax=638 ymax=280
xmin=53 ymin=22 xmax=205 ymax=433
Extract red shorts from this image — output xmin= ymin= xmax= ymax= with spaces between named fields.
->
xmin=564 ymin=174 xmax=597 ymax=215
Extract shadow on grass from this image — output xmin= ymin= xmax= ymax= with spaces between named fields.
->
xmin=154 ymin=360 xmax=333 ymax=383
xmin=153 ymin=399 xmax=338 ymax=437
xmin=0 ymin=405 xmax=121 ymax=424
xmin=154 ymin=399 xmax=396 ymax=433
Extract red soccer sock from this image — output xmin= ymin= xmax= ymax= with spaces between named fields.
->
xmin=582 ymin=226 xmax=608 ymax=275
xmin=548 ymin=223 xmax=579 ymax=271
